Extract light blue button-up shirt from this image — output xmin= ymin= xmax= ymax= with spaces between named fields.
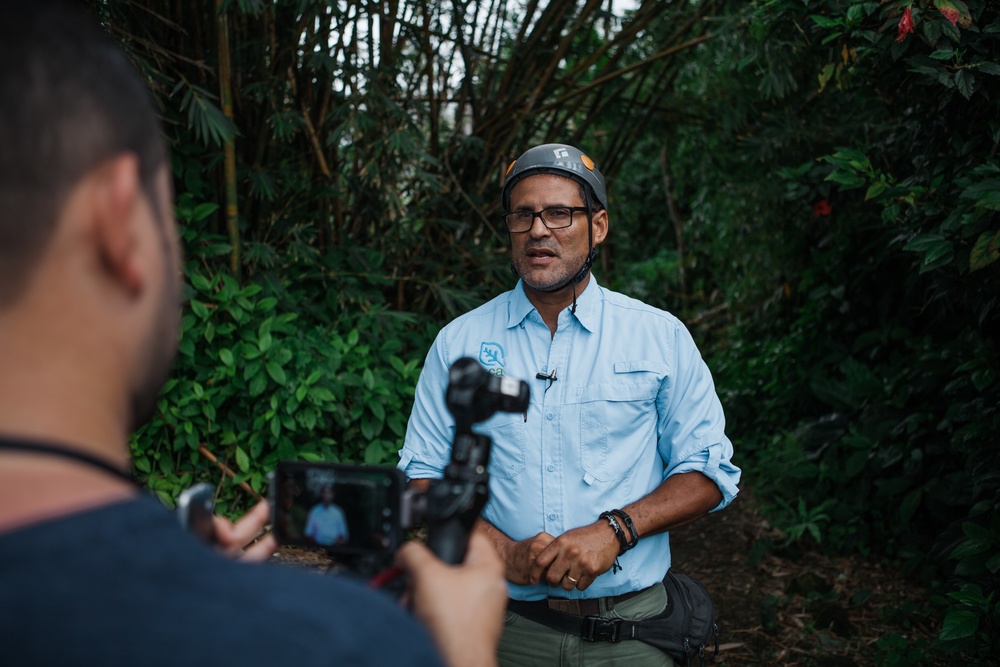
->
xmin=399 ymin=278 xmax=740 ymax=601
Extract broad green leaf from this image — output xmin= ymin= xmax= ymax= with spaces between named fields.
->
xmin=190 ymin=273 xmax=212 ymax=292
xmin=361 ymin=418 xmax=376 ymax=440
xmin=264 ymin=361 xmax=286 ymax=386
xmin=235 ymin=446 xmax=250 ymax=473
xmin=810 ymin=15 xmax=842 ymax=28
xmin=364 ymin=440 xmax=385 ymax=464
xmin=825 ymin=170 xmax=867 ymax=190
xmin=190 ymin=300 xmax=209 ymax=319
xmin=954 ymin=69 xmax=975 ymax=99
xmin=308 ymin=387 xmax=336 ymax=403
xmin=249 ymin=372 xmax=267 ymax=397
xmin=938 ymin=608 xmax=979 ymax=641
xmin=970 ymin=231 xmax=1000 ymax=271
xmin=193 ymin=202 xmax=219 ymax=222
xmin=865 ymin=181 xmax=888 ymax=200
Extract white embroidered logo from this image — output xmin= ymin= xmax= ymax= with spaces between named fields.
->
xmin=553 ymin=147 xmax=569 ymax=159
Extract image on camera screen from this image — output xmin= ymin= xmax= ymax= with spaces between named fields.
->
xmin=273 ymin=463 xmax=402 ymax=555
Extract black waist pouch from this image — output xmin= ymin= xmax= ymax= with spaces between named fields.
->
xmin=508 ymin=571 xmax=720 ymax=666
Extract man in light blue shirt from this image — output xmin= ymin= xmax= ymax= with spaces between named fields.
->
xmin=399 ymin=143 xmax=741 ymax=666
xmin=304 ymin=484 xmax=349 ymax=546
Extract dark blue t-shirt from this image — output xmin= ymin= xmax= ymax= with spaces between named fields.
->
xmin=0 ymin=494 xmax=445 ymax=666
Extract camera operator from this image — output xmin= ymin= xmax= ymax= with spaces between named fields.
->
xmin=0 ymin=2 xmax=506 ymax=666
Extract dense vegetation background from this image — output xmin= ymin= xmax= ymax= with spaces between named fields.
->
xmin=91 ymin=0 xmax=997 ymax=662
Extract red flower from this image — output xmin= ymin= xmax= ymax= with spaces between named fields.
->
xmin=813 ymin=199 xmax=832 ymax=218
xmin=896 ymin=7 xmax=915 ymax=42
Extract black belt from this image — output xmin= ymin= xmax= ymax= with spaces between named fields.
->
xmin=508 ymin=587 xmax=647 ymax=617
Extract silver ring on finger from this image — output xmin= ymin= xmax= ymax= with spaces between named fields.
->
xmin=565 ymin=575 xmax=579 ymax=585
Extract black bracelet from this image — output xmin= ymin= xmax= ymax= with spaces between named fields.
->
xmin=599 ymin=511 xmax=630 ymax=555
xmin=609 ymin=509 xmax=639 ymax=552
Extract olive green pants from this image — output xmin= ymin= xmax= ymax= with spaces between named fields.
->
xmin=497 ymin=583 xmax=675 ymax=667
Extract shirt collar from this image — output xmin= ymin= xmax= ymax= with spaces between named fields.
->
xmin=506 ymin=276 xmax=602 ymax=333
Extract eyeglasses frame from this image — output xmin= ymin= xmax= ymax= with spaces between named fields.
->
xmin=502 ymin=206 xmax=591 ymax=233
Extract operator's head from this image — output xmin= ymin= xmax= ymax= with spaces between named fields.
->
xmin=500 ymin=144 xmax=608 ymax=296
xmin=0 ymin=0 xmax=180 ymax=431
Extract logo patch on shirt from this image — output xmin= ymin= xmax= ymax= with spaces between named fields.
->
xmin=479 ymin=342 xmax=506 ymax=376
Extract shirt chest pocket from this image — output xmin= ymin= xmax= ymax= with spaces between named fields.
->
xmin=481 ymin=415 xmax=527 ymax=480
xmin=577 ymin=363 xmax=664 ymax=483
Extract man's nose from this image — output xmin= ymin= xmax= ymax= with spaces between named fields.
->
xmin=526 ymin=213 xmax=552 ymax=237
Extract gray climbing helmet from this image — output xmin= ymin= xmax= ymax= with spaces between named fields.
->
xmin=501 ymin=143 xmax=608 ymax=211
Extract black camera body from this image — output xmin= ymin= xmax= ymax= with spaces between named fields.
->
xmin=423 ymin=356 xmax=530 ymax=563
xmin=267 ymin=357 xmax=529 ymax=567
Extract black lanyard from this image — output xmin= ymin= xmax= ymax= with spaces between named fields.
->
xmin=0 ymin=437 xmax=136 ymax=485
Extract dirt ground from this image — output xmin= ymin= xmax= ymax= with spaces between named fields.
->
xmin=668 ymin=487 xmax=946 ymax=666
xmin=271 ymin=486 xmax=947 ymax=666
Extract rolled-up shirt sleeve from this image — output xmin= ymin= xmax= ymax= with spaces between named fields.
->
xmin=657 ymin=321 xmax=741 ymax=511
xmin=397 ymin=336 xmax=454 ymax=480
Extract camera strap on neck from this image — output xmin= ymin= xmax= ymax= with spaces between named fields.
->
xmin=0 ymin=437 xmax=136 ymax=485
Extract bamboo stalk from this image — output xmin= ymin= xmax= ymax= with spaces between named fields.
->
xmin=198 ymin=444 xmax=262 ymax=501
xmin=215 ymin=0 xmax=241 ymax=281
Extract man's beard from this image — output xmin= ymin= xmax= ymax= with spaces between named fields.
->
xmin=513 ymin=253 xmax=578 ymax=292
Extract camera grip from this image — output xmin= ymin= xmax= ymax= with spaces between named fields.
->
xmin=425 ymin=478 xmax=488 ymax=564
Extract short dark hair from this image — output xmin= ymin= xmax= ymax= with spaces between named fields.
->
xmin=0 ymin=0 xmax=168 ymax=306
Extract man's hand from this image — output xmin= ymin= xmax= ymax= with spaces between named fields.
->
xmin=531 ymin=521 xmax=620 ymax=591
xmin=396 ymin=532 xmax=507 ymax=667
xmin=500 ymin=531 xmax=556 ymax=585
xmin=474 ymin=519 xmax=555 ymax=585
xmin=212 ymin=500 xmax=277 ymax=562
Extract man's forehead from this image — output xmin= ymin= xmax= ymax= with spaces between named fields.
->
xmin=509 ymin=173 xmax=584 ymax=204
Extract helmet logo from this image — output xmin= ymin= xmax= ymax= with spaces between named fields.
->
xmin=505 ymin=160 xmax=517 ymax=176
xmin=581 ymin=155 xmax=595 ymax=171
xmin=553 ymin=147 xmax=570 ymax=159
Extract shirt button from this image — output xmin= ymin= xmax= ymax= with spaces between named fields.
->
xmin=548 ymin=513 xmax=557 ymax=521
xmin=547 ymin=464 xmax=555 ymax=472
xmin=546 ymin=413 xmax=555 ymax=420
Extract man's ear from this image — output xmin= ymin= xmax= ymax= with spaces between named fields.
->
xmin=92 ymin=154 xmax=144 ymax=296
xmin=593 ymin=209 xmax=609 ymax=245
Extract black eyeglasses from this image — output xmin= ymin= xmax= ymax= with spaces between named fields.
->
xmin=503 ymin=206 xmax=589 ymax=233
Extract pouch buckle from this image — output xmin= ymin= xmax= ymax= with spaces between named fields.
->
xmin=582 ymin=616 xmax=623 ymax=643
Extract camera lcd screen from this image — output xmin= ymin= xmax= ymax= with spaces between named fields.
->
xmin=271 ymin=462 xmax=405 ymax=556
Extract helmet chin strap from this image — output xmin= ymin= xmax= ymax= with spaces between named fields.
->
xmin=510 ymin=188 xmax=598 ymax=314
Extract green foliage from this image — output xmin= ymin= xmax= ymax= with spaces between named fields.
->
xmin=132 ymin=227 xmax=429 ymax=514
xmin=775 ymin=497 xmax=836 ymax=546
xmin=680 ymin=0 xmax=1000 ymax=662
xmin=875 ymin=632 xmax=930 ymax=667
xmin=934 ymin=582 xmax=999 ymax=658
